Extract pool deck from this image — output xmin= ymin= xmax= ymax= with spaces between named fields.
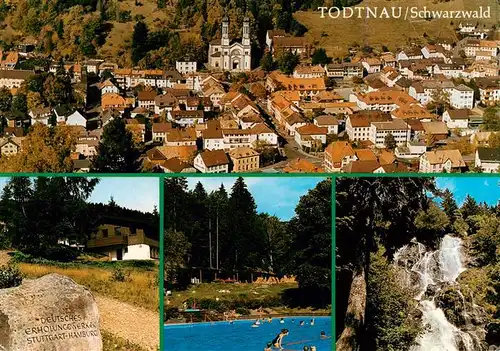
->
xmin=165 ymin=313 xmax=331 ymax=326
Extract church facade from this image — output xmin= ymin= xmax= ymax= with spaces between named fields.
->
xmin=208 ymin=17 xmax=251 ymax=72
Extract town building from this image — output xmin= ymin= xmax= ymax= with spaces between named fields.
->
xmin=208 ymin=16 xmax=251 ymax=71
xmin=229 ymin=147 xmax=260 ymax=172
xmin=87 ymin=217 xmax=159 ymax=261
xmin=475 ymin=147 xmax=500 ymax=173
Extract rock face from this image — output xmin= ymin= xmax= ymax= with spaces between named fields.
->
xmin=0 ymin=273 xmax=102 ymax=351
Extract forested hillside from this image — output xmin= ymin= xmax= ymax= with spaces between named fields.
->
xmin=0 ymin=0 xmax=362 ymax=67
xmin=164 ymin=177 xmax=332 ymax=297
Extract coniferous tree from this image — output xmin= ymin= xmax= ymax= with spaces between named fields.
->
xmin=132 ymin=21 xmax=149 ymax=64
xmin=0 ymin=177 xmax=99 ymax=259
xmin=441 ymin=189 xmax=458 ymax=222
xmin=189 ymin=182 xmax=209 ymax=268
xmin=91 ymin=118 xmax=140 ymax=172
xmin=461 ymin=194 xmax=479 ymax=220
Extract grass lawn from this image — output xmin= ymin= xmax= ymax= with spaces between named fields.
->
xmin=167 ymin=282 xmax=298 ymax=306
xmin=295 ymin=0 xmax=498 ymax=57
xmin=18 ymin=262 xmax=159 ymax=311
xmin=166 ymin=282 xmax=331 ymax=317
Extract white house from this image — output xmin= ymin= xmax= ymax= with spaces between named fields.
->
xmin=66 ymin=110 xmax=87 ymax=127
xmin=250 ymin=123 xmax=279 ymax=146
xmin=193 ymin=149 xmax=230 ymax=173
xmin=475 ymin=147 xmax=500 ymax=173
xmin=450 ymin=84 xmax=474 ymax=109
xmin=294 ymin=124 xmax=328 ymax=150
xmin=442 ymin=109 xmax=470 ymax=129
xmin=314 ymin=115 xmax=338 ymax=135
xmin=169 ymin=110 xmax=205 ymax=127
xmin=176 ymin=61 xmax=197 ymax=74
xmin=395 ymin=141 xmax=427 ymax=159
xmin=99 ymin=79 xmax=120 ymax=95
xmin=419 ymin=150 xmax=465 ymax=173
xmin=369 ymin=119 xmax=411 ymax=148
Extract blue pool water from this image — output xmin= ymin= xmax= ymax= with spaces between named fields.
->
xmin=164 ymin=316 xmax=332 ymax=351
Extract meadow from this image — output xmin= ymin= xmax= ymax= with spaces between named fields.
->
xmin=18 ymin=261 xmax=159 ymax=311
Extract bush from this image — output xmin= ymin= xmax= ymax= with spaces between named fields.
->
xmin=164 ymin=307 xmax=181 ymax=321
xmin=111 ymin=267 xmax=130 ymax=282
xmin=235 ymin=307 xmax=250 ymax=315
xmin=43 ymin=246 xmax=79 ymax=262
xmin=0 ymin=265 xmax=23 ymax=289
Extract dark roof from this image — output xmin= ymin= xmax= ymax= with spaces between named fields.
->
xmin=477 ymin=147 xmax=500 ymax=162
xmin=446 ymin=109 xmax=469 ymax=120
xmin=200 ymin=149 xmax=229 ymax=167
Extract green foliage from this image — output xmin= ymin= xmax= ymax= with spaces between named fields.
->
xmin=414 ymin=202 xmax=449 ymax=245
xmin=0 ymin=87 xmax=12 ymax=112
xmin=482 ymin=107 xmax=500 ymax=131
xmin=384 ymin=133 xmax=397 ymax=150
xmin=288 ymin=179 xmax=331 ymax=291
xmin=260 ymin=52 xmax=275 ymax=72
xmin=277 ymin=51 xmax=300 ymax=75
xmin=0 ymin=177 xmax=99 ymax=259
xmin=441 ymin=189 xmax=458 ymax=222
xmin=164 ymin=229 xmax=190 ymax=283
xmin=91 ymin=118 xmax=140 ymax=172
xmin=470 ymin=216 xmax=500 ymax=266
xmin=311 ymin=48 xmax=331 ymax=65
xmin=111 ymin=267 xmax=131 ymax=282
xmin=364 ymin=247 xmax=423 ymax=351
xmin=0 ymin=264 xmax=23 ymax=289
xmin=132 ymin=21 xmax=149 ymax=65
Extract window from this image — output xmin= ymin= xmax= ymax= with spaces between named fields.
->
xmin=124 ymin=247 xmax=128 ymax=253
xmin=115 ymin=227 xmax=121 ymax=236
xmin=102 ymin=229 xmax=108 ymax=238
xmin=130 ymin=227 xmax=137 ymax=235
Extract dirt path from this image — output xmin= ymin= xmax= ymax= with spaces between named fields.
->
xmin=95 ymin=295 xmax=160 ymax=351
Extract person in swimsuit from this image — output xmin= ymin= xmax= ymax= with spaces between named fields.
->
xmin=271 ymin=329 xmax=289 ymax=349
xmin=320 ymin=331 xmax=330 ymax=339
xmin=303 ymin=347 xmax=309 ymax=351
xmin=252 ymin=321 xmax=260 ymax=328
xmin=310 ymin=318 xmax=315 ymax=326
xmin=280 ymin=318 xmax=285 ymax=324
xmin=264 ymin=342 xmax=272 ymax=351
xmin=299 ymin=320 xmax=305 ymax=326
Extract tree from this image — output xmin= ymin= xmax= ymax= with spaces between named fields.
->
xmin=132 ymin=21 xmax=149 ymax=64
xmin=277 ymin=50 xmax=300 ymax=75
xmin=441 ymin=189 xmax=458 ymax=221
xmin=0 ymin=87 xmax=12 ymax=112
xmin=0 ymin=125 xmax=78 ymax=172
xmin=27 ymin=91 xmax=44 ymax=112
xmin=260 ymin=52 xmax=274 ymax=72
xmin=11 ymin=93 xmax=28 ymax=116
xmin=363 ymin=247 xmax=422 ymax=351
xmin=481 ymin=107 xmax=499 ymax=131
xmin=164 ymin=229 xmax=191 ymax=283
xmin=260 ymin=214 xmax=290 ymax=274
xmin=288 ymin=179 xmax=331 ymax=292
xmin=0 ymin=177 xmax=99 ymax=259
xmin=91 ymin=118 xmax=140 ymax=172
xmin=461 ymin=194 xmax=480 ymax=220
xmin=488 ymin=132 xmax=500 ymax=148
xmin=226 ymin=177 xmax=265 ymax=270
xmin=311 ymin=48 xmax=331 ymax=65
xmin=336 ymin=178 xmax=437 ymax=351
xmin=414 ymin=202 xmax=450 ymax=244
xmin=163 ymin=177 xmax=190 ymax=234
xmin=384 ymin=133 xmax=397 ymax=150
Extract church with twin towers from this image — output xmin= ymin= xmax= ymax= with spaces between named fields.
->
xmin=208 ymin=16 xmax=252 ymax=72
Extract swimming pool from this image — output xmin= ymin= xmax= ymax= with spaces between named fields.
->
xmin=164 ymin=316 xmax=332 ymax=351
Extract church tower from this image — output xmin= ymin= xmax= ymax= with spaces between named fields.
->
xmin=242 ymin=16 xmax=250 ymax=46
xmin=222 ymin=16 xmax=230 ymax=47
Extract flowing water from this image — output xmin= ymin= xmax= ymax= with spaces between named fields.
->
xmin=394 ymin=235 xmax=487 ymax=351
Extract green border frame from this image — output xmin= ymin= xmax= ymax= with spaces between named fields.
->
xmin=159 ymin=176 xmax=165 ymax=351
xmin=3 ymin=171 xmax=499 ymax=351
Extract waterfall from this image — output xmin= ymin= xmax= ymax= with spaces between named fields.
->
xmin=394 ymin=235 xmax=486 ymax=351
